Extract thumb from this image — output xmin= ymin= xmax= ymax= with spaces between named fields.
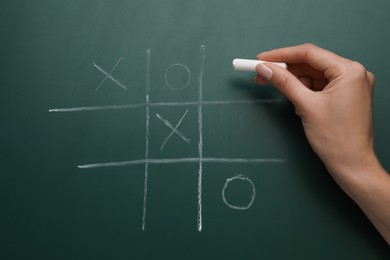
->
xmin=256 ymin=63 xmax=312 ymax=108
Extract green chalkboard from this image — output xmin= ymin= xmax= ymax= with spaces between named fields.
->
xmin=1 ymin=0 xmax=390 ymax=259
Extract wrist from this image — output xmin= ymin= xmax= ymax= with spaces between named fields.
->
xmin=325 ymin=151 xmax=386 ymax=199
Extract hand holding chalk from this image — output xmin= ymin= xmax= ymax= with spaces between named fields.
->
xmin=232 ymin=58 xmax=287 ymax=72
xmin=248 ymin=44 xmax=390 ymax=245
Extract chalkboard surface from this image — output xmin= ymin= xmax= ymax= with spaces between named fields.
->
xmin=1 ymin=0 xmax=390 ymax=259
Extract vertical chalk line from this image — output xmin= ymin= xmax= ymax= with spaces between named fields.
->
xmin=142 ymin=49 xmax=151 ymax=231
xmin=197 ymin=45 xmax=206 ymax=232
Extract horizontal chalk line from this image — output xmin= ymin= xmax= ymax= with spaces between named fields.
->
xmin=78 ymin=157 xmax=286 ymax=169
xmin=48 ymin=99 xmax=283 ymax=112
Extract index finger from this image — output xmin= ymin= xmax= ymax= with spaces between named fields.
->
xmin=257 ymin=43 xmax=347 ymax=79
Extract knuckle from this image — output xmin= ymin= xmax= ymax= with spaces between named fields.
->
xmin=349 ymin=61 xmax=367 ymax=79
xmin=351 ymin=61 xmax=366 ymax=72
xmin=302 ymin=43 xmax=317 ymax=49
xmin=302 ymin=43 xmax=320 ymax=63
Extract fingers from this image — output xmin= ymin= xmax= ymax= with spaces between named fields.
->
xmin=257 ymin=74 xmax=328 ymax=91
xmin=258 ymin=43 xmax=346 ymax=80
xmin=287 ymin=63 xmax=326 ymax=80
xmin=287 ymin=64 xmax=329 ymax=91
xmin=257 ymin=63 xmax=328 ymax=91
xmin=255 ymin=63 xmax=313 ymax=109
xmin=255 ymin=43 xmax=374 ymax=111
xmin=254 ymin=75 xmax=269 ymax=85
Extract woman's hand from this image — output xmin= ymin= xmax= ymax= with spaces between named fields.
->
xmin=255 ymin=43 xmax=390 ymax=244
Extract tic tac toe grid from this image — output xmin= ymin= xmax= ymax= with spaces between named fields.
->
xmin=50 ymin=46 xmax=285 ymax=232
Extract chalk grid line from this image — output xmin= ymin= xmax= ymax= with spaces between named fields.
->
xmin=49 ymin=46 xmax=286 ymax=232
xmin=78 ymin=158 xmax=286 ymax=169
xmin=48 ymin=99 xmax=283 ymax=113
xmin=142 ymin=49 xmax=151 ymax=231
xmin=197 ymin=45 xmax=205 ymax=231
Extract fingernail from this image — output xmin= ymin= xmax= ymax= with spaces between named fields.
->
xmin=256 ymin=64 xmax=273 ymax=81
xmin=257 ymin=51 xmax=269 ymax=58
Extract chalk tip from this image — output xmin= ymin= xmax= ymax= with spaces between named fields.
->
xmin=232 ymin=58 xmax=239 ymax=69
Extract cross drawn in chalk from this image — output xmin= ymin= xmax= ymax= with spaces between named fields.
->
xmin=156 ymin=109 xmax=190 ymax=150
xmin=94 ymin=57 xmax=128 ymax=91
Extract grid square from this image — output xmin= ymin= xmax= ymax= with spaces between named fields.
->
xmin=148 ymin=106 xmax=199 ymax=159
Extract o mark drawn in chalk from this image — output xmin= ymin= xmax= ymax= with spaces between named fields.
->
xmin=164 ymin=63 xmax=191 ymax=90
xmin=222 ymin=175 xmax=256 ymax=210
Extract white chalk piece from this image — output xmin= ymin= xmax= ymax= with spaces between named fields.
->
xmin=232 ymin=58 xmax=287 ymax=72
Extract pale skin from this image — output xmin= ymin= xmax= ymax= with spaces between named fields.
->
xmin=255 ymin=43 xmax=390 ymax=245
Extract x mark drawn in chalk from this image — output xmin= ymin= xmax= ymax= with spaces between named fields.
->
xmin=94 ymin=57 xmax=128 ymax=91
xmin=156 ymin=109 xmax=190 ymax=150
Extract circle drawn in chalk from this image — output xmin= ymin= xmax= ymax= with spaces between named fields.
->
xmin=164 ymin=63 xmax=191 ymax=90
xmin=222 ymin=175 xmax=256 ymax=210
